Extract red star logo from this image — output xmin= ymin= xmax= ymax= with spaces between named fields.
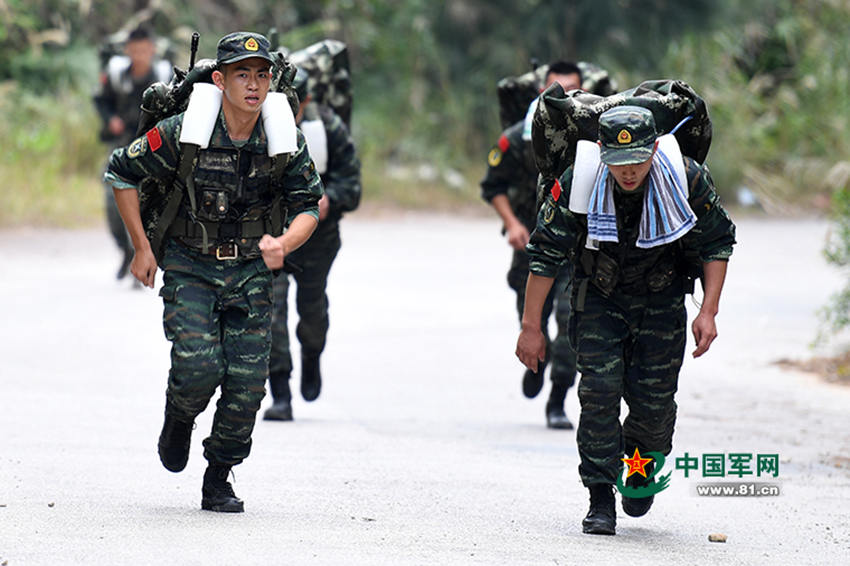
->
xmin=621 ymin=448 xmax=653 ymax=478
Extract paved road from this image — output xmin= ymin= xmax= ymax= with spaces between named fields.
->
xmin=1 ymin=214 xmax=848 ymax=565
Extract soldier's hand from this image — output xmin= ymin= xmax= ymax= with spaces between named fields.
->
xmin=259 ymin=234 xmax=285 ymax=270
xmin=131 ymin=247 xmax=158 ymax=289
xmin=506 ymin=222 xmax=530 ymax=251
xmin=516 ymin=325 xmax=546 ymax=372
xmin=691 ymin=311 xmax=717 ymax=358
xmin=108 ymin=116 xmax=125 ymax=137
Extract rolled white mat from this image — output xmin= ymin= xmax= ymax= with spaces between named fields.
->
xmin=299 ymin=119 xmax=328 ymax=174
xmin=570 ymin=139 xmax=601 ymax=214
xmin=261 ymin=92 xmax=298 ymax=156
xmin=178 ymin=83 xmax=222 ymax=148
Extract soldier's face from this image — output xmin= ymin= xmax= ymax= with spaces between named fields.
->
xmin=125 ymin=39 xmax=155 ymax=72
xmin=214 ymin=58 xmax=272 ymax=115
xmin=545 ymin=72 xmax=582 ymax=93
xmin=606 ymin=148 xmax=656 ymax=191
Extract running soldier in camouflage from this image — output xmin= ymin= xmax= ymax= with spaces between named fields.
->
xmin=482 ymin=62 xmax=583 ymax=429
xmin=265 ymin=68 xmax=361 ymax=421
xmin=516 ymin=106 xmax=735 ymax=535
xmin=105 ymin=31 xmax=323 ymax=513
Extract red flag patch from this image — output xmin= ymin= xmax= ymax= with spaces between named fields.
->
xmin=497 ymin=134 xmax=510 ymax=153
xmin=550 ymin=179 xmax=562 ymax=201
xmin=146 ymin=127 xmax=162 ymax=152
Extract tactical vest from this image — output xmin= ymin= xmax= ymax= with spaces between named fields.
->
xmin=141 ymin=84 xmax=297 ymax=263
xmin=575 ymin=190 xmax=682 ymax=304
xmin=167 ymin=142 xmax=288 ymax=259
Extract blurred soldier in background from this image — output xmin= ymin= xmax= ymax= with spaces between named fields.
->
xmin=264 ymin=67 xmax=362 ymax=422
xmin=94 ymin=26 xmax=172 ymax=281
xmin=481 ymin=61 xmax=583 ymax=430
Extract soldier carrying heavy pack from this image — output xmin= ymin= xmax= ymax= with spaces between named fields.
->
xmin=516 ymin=81 xmax=736 ymax=535
xmin=104 ymin=31 xmax=323 ymax=513
xmin=482 ymin=61 xmax=616 ymax=430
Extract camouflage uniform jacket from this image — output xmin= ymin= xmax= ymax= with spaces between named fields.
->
xmin=528 ymin=156 xmax=736 ymax=284
xmin=310 ymin=104 xmax=361 ymax=223
xmin=105 ymin=109 xmax=322 ymax=258
xmin=480 ymin=120 xmax=539 ymax=232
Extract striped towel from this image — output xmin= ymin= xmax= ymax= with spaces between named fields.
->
xmin=586 ymin=149 xmax=696 ymax=249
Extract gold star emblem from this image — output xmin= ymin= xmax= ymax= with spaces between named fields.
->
xmin=622 ymin=448 xmax=653 ymax=478
xmin=617 ymin=129 xmax=632 ymax=144
xmin=245 ymin=38 xmax=259 ymax=51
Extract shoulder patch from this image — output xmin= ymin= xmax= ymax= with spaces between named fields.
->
xmin=146 ymin=127 xmax=162 ymax=152
xmin=543 ymin=201 xmax=555 ymax=224
xmin=127 ymin=136 xmax=147 ymax=158
xmin=487 ymin=147 xmax=503 ymax=167
xmin=550 ymin=179 xmax=562 ymax=201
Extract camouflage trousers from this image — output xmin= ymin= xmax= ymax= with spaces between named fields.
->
xmin=159 ymin=240 xmax=273 ymax=465
xmin=508 ymin=249 xmax=577 ymax=393
xmin=572 ymin=282 xmax=686 ymax=486
xmin=268 ymin=219 xmax=341 ymax=402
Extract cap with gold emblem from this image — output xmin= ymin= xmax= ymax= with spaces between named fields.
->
xmin=216 ymin=32 xmax=274 ymax=66
xmin=597 ymin=105 xmax=658 ymax=166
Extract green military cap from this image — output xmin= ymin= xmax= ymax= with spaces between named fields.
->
xmin=216 ymin=32 xmax=273 ymax=66
xmin=598 ymin=105 xmax=658 ymax=165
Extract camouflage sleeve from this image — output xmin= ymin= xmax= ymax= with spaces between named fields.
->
xmin=526 ymin=168 xmax=581 ymax=278
xmin=103 ymin=114 xmax=182 ymax=190
xmin=321 ymin=108 xmax=361 ymax=215
xmin=279 ymin=129 xmax=323 ymax=223
xmin=480 ymin=128 xmax=525 ymax=203
xmin=681 ymin=157 xmax=737 ymax=262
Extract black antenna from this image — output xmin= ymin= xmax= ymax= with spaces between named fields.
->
xmin=188 ymin=32 xmax=200 ymax=69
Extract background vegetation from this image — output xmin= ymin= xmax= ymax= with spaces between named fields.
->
xmin=3 ymin=0 xmax=850 ymax=340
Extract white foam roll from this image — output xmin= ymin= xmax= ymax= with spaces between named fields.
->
xmin=178 ymin=83 xmax=222 ymax=148
xmin=656 ymin=134 xmax=687 ymax=193
xmin=299 ymin=119 xmax=328 ymax=174
xmin=570 ymin=139 xmax=601 ymax=214
xmin=261 ymin=92 xmax=298 ymax=156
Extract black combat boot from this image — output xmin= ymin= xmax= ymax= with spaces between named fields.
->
xmin=545 ymin=384 xmax=572 ymax=429
xmin=582 ymin=484 xmax=616 ymax=535
xmin=522 ymin=368 xmax=544 ymax=399
xmin=545 ymin=402 xmax=573 ymax=430
xmin=301 ymin=354 xmax=322 ymax=402
xmin=201 ymin=464 xmax=244 ymax=513
xmin=263 ymin=399 xmax=293 ymax=421
xmin=622 ymin=463 xmax=655 ymax=517
xmin=157 ymin=413 xmax=194 ymax=473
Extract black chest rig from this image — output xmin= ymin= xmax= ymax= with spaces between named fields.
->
xmin=577 ymin=189 xmax=682 ymax=301
xmin=168 ymin=144 xmax=289 ymax=259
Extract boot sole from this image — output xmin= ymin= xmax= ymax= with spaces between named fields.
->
xmin=622 ymin=496 xmax=654 ymax=517
xmin=202 ymin=500 xmax=244 ymax=513
xmin=522 ymin=370 xmax=544 ymax=399
xmin=582 ymin=523 xmax=616 ymax=535
xmin=158 ymin=446 xmax=189 ymax=473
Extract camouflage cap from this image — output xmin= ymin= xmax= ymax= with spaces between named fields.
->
xmin=216 ymin=32 xmax=273 ymax=66
xmin=598 ymin=105 xmax=658 ymax=165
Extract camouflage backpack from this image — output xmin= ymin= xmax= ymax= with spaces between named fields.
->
xmin=531 ymin=79 xmax=712 ymax=204
xmin=132 ymin=43 xmax=300 ymax=263
xmin=285 ymin=39 xmax=352 ymax=129
xmin=496 ymin=61 xmax=618 ymax=130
